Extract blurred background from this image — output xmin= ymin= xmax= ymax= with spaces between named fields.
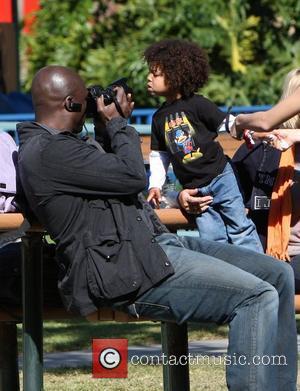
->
xmin=1 ymin=0 xmax=300 ymax=110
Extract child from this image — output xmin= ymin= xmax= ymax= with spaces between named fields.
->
xmin=144 ymin=38 xmax=263 ymax=252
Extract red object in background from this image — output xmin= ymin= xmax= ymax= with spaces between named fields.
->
xmin=23 ymin=0 xmax=40 ymax=33
xmin=0 ymin=0 xmax=13 ymax=23
xmin=92 ymin=339 xmax=128 ymax=378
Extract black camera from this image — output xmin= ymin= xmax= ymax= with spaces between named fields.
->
xmin=85 ymin=77 xmax=132 ymax=118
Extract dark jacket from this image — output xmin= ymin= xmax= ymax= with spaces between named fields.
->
xmin=232 ymin=142 xmax=281 ymax=250
xmin=17 ymin=118 xmax=173 ymax=316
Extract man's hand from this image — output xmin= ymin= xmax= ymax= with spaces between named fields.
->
xmin=147 ymin=187 xmax=162 ymax=209
xmin=178 ymin=188 xmax=213 ymax=214
xmin=96 ymin=87 xmax=134 ymax=123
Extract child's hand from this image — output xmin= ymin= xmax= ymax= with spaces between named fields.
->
xmin=147 ymin=187 xmax=162 ymax=208
xmin=178 ymin=188 xmax=213 ymax=214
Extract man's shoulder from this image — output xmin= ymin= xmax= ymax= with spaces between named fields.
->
xmin=19 ymin=130 xmax=84 ymax=168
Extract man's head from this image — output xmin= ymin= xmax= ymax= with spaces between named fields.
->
xmin=31 ymin=65 xmax=88 ymax=133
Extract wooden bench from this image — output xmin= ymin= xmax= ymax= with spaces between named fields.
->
xmin=1 ymin=132 xmax=299 ymax=390
xmin=0 ymin=210 xmax=193 ymax=391
xmin=1 ymin=210 xmax=300 ymax=391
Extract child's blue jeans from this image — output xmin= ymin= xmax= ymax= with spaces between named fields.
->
xmin=195 ymin=162 xmax=263 ymax=253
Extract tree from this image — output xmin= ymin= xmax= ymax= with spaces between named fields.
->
xmin=21 ymin=0 xmax=300 ymax=107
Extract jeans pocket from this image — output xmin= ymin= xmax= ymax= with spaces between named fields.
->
xmin=130 ymin=301 xmax=172 ymax=321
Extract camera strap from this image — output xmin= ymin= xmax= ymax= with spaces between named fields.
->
xmin=112 ymin=96 xmax=126 ymax=118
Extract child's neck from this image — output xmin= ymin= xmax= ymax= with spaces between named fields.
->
xmin=165 ymin=91 xmax=182 ymax=103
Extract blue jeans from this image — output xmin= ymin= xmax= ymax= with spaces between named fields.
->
xmin=120 ymin=233 xmax=297 ymax=391
xmin=195 ymin=162 xmax=263 ymax=253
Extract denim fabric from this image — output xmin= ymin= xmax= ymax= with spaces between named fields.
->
xmin=120 ymin=233 xmax=297 ymax=391
xmin=195 ymin=162 xmax=263 ymax=253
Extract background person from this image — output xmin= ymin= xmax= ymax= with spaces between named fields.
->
xmin=232 ymin=69 xmax=300 ymax=291
xmin=144 ymin=39 xmax=262 ymax=253
xmin=17 ymin=65 xmax=297 ymax=391
xmin=230 ymin=68 xmax=300 ymax=138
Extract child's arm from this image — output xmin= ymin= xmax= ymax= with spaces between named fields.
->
xmin=147 ymin=150 xmax=170 ymax=208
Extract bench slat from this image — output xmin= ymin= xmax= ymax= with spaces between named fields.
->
xmin=1 ymin=212 xmax=300 ymax=315
xmin=0 ymin=213 xmax=24 ymax=231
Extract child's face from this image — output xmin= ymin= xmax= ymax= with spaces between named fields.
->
xmin=147 ymin=66 xmax=169 ymax=97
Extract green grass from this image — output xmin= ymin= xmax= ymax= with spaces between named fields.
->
xmin=16 ymin=318 xmax=300 ymax=390
xmin=19 ymin=364 xmax=228 ymax=391
xmin=17 ymin=316 xmax=300 ymax=353
xmin=18 ymin=320 xmax=228 ymax=353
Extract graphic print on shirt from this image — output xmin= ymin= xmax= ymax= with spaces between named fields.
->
xmin=164 ymin=112 xmax=203 ymax=164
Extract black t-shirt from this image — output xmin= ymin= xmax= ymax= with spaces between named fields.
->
xmin=151 ymin=94 xmax=227 ymax=188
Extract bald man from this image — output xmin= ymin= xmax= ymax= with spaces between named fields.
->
xmin=17 ymin=66 xmax=297 ymax=390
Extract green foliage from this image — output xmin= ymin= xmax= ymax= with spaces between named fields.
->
xmin=21 ymin=0 xmax=300 ymax=106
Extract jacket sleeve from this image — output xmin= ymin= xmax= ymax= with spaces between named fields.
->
xmin=41 ymin=117 xmax=147 ymax=196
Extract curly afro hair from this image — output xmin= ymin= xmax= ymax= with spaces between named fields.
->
xmin=144 ymin=39 xmax=210 ymax=98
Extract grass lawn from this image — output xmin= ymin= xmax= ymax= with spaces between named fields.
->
xmin=17 ymin=319 xmax=229 ymax=389
xmin=16 ymin=316 xmax=300 ymax=353
xmin=20 ymin=361 xmax=300 ymax=391
xmin=16 ymin=318 xmax=300 ymax=390
xmin=18 ymin=319 xmax=228 ymax=353
xmin=20 ymin=363 xmax=228 ymax=391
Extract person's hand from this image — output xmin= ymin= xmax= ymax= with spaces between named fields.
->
xmin=96 ymin=87 xmax=134 ymax=123
xmin=251 ymin=129 xmax=299 ymax=151
xmin=178 ymin=188 xmax=213 ymax=214
xmin=147 ymin=187 xmax=162 ymax=209
xmin=266 ymin=129 xmax=300 ymax=151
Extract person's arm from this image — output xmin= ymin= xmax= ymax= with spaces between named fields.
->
xmin=41 ymin=88 xmax=147 ymax=196
xmin=230 ymin=87 xmax=300 ymax=138
xmin=147 ymin=150 xmax=170 ymax=208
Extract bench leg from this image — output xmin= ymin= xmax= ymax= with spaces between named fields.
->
xmin=0 ymin=322 xmax=19 ymax=391
xmin=161 ymin=322 xmax=190 ymax=391
xmin=22 ymin=233 xmax=43 ymax=391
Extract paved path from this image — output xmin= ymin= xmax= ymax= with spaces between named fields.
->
xmin=43 ymin=339 xmax=228 ymax=369
xmin=19 ymin=336 xmax=300 ymax=369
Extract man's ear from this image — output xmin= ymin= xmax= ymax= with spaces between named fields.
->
xmin=65 ymin=96 xmax=82 ymax=112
